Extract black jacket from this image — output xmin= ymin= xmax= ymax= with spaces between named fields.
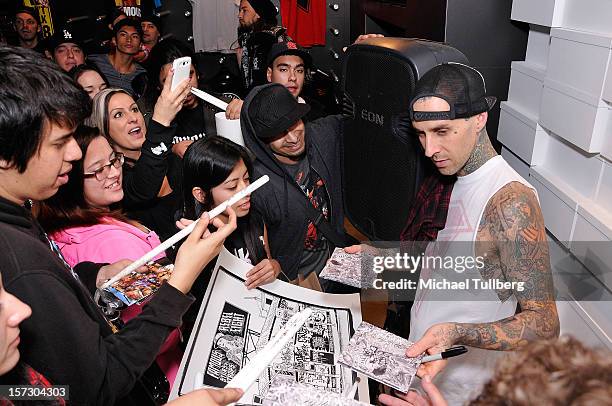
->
xmin=239 ymin=27 xmax=290 ymax=94
xmin=241 ymin=84 xmax=347 ymax=279
xmin=0 ymin=197 xmax=194 ymax=405
xmin=122 ymin=119 xmax=178 ymax=241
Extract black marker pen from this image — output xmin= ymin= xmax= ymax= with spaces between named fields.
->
xmin=421 ymin=346 xmax=468 ymax=363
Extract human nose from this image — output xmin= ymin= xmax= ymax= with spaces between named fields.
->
xmin=6 ymin=293 xmax=32 ymax=327
xmin=65 ymin=137 xmax=83 ymax=162
xmin=128 ymin=110 xmax=139 ymax=123
xmin=285 ymin=130 xmax=299 ymax=143
xmin=236 ymin=178 xmax=249 ymax=192
xmin=421 ymin=134 xmax=440 ymax=158
xmin=288 ymin=69 xmax=297 ymax=81
xmin=108 ymin=161 xmax=121 ymax=179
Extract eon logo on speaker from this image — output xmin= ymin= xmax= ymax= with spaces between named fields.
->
xmin=361 ymin=109 xmax=384 ymax=127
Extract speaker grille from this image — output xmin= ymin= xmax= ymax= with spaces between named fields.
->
xmin=343 ymin=48 xmax=421 ymax=241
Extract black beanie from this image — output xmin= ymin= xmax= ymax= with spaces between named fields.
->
xmin=248 ymin=0 xmax=278 ymax=25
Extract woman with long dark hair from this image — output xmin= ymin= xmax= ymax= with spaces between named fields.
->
xmin=69 ymin=63 xmax=109 ymax=99
xmin=182 ymin=136 xmax=281 ymax=289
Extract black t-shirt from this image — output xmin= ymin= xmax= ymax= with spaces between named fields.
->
xmin=282 ymin=157 xmax=333 ymax=276
xmin=225 ymin=225 xmax=264 ymax=265
xmin=173 ymin=103 xmax=207 ymax=144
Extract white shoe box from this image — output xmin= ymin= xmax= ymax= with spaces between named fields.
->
xmin=539 ymin=83 xmax=610 ymax=153
xmin=549 ymin=236 xmax=612 ymax=352
xmin=525 ymin=25 xmax=551 ymax=70
xmin=501 ymin=146 xmax=530 ymax=180
xmin=594 ymin=156 xmax=612 ymax=209
xmin=497 ymin=101 xmax=548 ymax=165
xmin=572 ymin=202 xmax=612 ymax=292
xmin=538 ymin=130 xmax=604 ymax=200
xmin=511 ymin=0 xmax=565 ymax=27
xmin=557 ymin=300 xmax=612 ymax=350
xmin=529 ymin=167 xmax=579 ymax=246
xmin=561 ymin=0 xmax=612 ymax=36
xmin=546 ymin=29 xmax=612 ymax=105
xmin=507 ymin=61 xmax=546 ymax=118
xmin=601 ymin=116 xmax=612 ymax=161
xmin=604 ymin=57 xmax=612 ymax=103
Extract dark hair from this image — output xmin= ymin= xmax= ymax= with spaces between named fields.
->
xmin=14 ymin=8 xmax=39 ymax=24
xmin=113 ymin=18 xmax=143 ymax=39
xmin=141 ymin=14 xmax=163 ymax=33
xmin=106 ymin=7 xmax=127 ymax=27
xmin=142 ymin=39 xmax=194 ymax=112
xmin=182 ymin=136 xmax=266 ymax=263
xmin=69 ymin=63 xmax=109 ymax=87
xmin=38 ymin=125 xmax=128 ymax=233
xmin=0 ymin=46 xmax=91 ymax=173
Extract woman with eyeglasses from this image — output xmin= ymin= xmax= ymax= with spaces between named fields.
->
xmin=37 ymin=125 xmax=183 ymax=389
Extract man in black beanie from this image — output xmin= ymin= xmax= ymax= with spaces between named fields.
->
xmin=236 ymin=0 xmax=289 ymax=94
xmin=240 ymin=83 xmax=352 ymax=290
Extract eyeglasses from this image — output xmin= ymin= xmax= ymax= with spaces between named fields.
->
xmin=83 ymin=153 xmax=124 ymax=181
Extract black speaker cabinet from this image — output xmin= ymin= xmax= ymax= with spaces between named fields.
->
xmin=341 ymin=37 xmax=467 ymax=241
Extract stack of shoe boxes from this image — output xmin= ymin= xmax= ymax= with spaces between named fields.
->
xmin=498 ymin=0 xmax=612 ymax=348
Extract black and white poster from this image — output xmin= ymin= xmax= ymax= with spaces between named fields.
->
xmin=170 ymin=248 xmax=368 ymax=404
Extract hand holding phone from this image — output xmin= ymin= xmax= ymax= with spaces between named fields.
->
xmin=171 ymin=56 xmax=191 ymax=91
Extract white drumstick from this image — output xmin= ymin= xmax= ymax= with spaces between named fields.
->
xmin=101 ymin=175 xmax=269 ymax=289
xmin=225 ymin=308 xmax=313 ymax=394
xmin=190 ymin=87 xmax=229 ymax=111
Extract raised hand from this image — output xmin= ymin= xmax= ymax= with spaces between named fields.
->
xmin=152 ymin=68 xmax=193 ymax=126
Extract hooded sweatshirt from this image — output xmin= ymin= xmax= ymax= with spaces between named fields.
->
xmin=0 ymin=196 xmax=193 ymax=405
xmin=240 ymin=83 xmax=347 ymax=279
xmin=50 ymin=217 xmax=163 ymax=268
xmin=50 ymin=217 xmax=181 ymax=387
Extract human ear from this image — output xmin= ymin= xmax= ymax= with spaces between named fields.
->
xmin=192 ymin=187 xmax=206 ymax=204
xmin=0 ymin=159 xmax=12 ymax=170
xmin=475 ymin=111 xmax=488 ymax=132
xmin=266 ymin=67 xmax=272 ymax=82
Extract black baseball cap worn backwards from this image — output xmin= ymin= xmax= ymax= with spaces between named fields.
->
xmin=248 ymin=83 xmax=310 ymax=140
xmin=409 ymin=62 xmax=497 ymax=122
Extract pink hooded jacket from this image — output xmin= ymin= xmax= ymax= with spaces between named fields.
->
xmin=50 ymin=217 xmax=181 ymax=388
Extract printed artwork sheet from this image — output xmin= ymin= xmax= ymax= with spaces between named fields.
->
xmin=104 ymin=261 xmax=173 ymax=306
xmin=170 ymin=248 xmax=368 ymax=404
xmin=319 ymin=248 xmax=376 ymax=288
xmin=263 ymin=375 xmax=370 ymax=406
xmin=338 ymin=322 xmax=422 ymax=393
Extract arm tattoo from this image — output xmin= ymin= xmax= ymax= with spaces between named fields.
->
xmin=456 ymin=182 xmax=559 ymax=350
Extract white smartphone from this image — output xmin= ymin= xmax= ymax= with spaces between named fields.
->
xmin=170 ymin=56 xmax=191 ymax=91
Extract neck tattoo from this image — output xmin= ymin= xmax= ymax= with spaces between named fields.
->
xmin=457 ymin=128 xmax=497 ymax=177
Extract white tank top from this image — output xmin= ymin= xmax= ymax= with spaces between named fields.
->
xmin=408 ymin=155 xmax=537 ymax=405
